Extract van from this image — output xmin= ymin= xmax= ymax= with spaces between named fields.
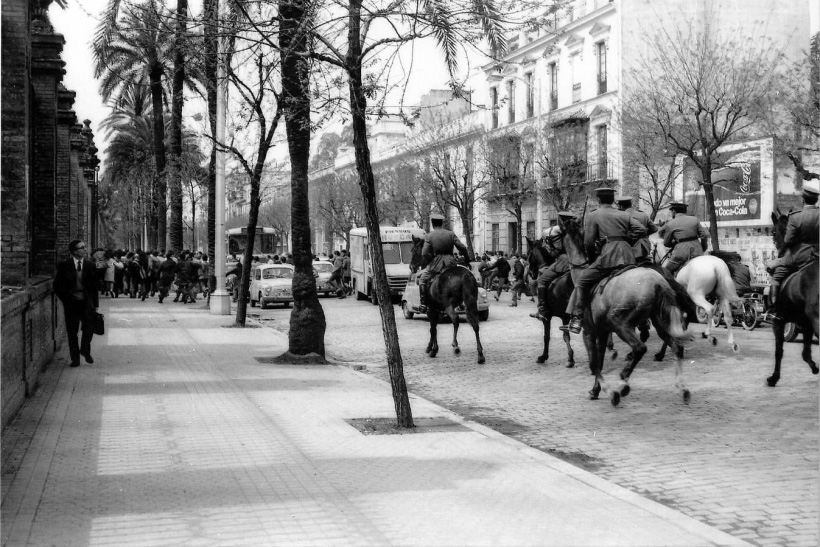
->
xmin=349 ymin=226 xmax=426 ymax=304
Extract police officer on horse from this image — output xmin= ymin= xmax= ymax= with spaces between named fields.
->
xmin=561 ymin=187 xmax=646 ymax=334
xmin=768 ymin=180 xmax=820 ymax=320
xmin=530 ymin=211 xmax=576 ymax=322
xmin=659 ymin=201 xmax=709 ymax=275
xmin=616 ymin=195 xmax=657 ymax=264
xmin=418 ymin=213 xmax=471 ymax=310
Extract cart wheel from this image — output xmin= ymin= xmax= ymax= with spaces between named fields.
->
xmin=402 ymin=302 xmax=414 ymax=319
xmin=741 ymin=303 xmax=758 ymax=330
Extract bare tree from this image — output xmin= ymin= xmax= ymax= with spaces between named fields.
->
xmin=626 ymin=14 xmax=784 ymax=250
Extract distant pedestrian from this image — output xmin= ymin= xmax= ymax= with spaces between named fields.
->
xmin=157 ymin=251 xmax=177 ymax=304
xmin=488 ymin=251 xmax=511 ymax=301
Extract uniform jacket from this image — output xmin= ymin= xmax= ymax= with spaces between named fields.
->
xmin=54 ymin=257 xmax=99 ymax=308
xmin=584 ymin=204 xmax=646 ymax=268
xmin=660 ymin=213 xmax=709 ymax=262
xmin=782 ymin=205 xmax=819 ymax=267
xmin=624 ymin=207 xmax=657 ymax=258
xmin=422 ymin=227 xmax=469 ymax=273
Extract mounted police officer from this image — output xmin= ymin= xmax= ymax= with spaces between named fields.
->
xmin=418 ymin=213 xmax=470 ymax=309
xmin=616 ymin=195 xmax=657 ymax=263
xmin=530 ymin=212 xmax=576 ymax=322
xmin=659 ymin=202 xmax=709 ymax=275
xmin=767 ymin=179 xmax=820 ymax=320
xmin=561 ymin=187 xmax=646 ymax=334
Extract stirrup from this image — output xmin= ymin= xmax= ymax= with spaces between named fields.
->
xmin=560 ymin=317 xmax=582 ymax=334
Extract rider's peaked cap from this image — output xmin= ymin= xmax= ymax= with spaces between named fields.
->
xmin=557 ymin=211 xmax=576 ymax=219
xmin=593 ymin=187 xmax=615 ymax=196
xmin=614 ymin=194 xmax=633 ymax=203
xmin=429 ymin=213 xmax=445 ymax=221
xmin=802 ymin=180 xmax=820 ymax=196
xmin=668 ymin=202 xmax=688 ymax=211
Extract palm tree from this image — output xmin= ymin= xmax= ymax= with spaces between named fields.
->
xmin=93 ymin=0 xmax=172 ymax=249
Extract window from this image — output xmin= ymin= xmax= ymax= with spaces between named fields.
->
xmin=597 ymin=41 xmax=607 ymax=94
xmin=491 ymin=224 xmax=499 ymax=253
xmin=525 ymin=73 xmax=534 ymax=118
xmin=571 ymin=53 xmax=581 ymax=104
xmin=490 ymin=87 xmax=498 ymax=129
xmin=596 ymin=125 xmax=608 ymax=179
xmin=507 ymin=80 xmax=516 ymax=123
xmin=526 ymin=221 xmax=536 ymax=242
xmin=548 ymin=63 xmax=558 ymax=110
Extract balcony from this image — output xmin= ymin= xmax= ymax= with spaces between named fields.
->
xmin=543 ymin=160 xmax=616 ymax=189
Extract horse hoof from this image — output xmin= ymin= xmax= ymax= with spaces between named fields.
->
xmin=682 ymin=389 xmax=691 ymax=404
xmin=701 ymin=332 xmax=708 ymax=339
xmin=454 ymin=347 xmax=461 ymax=355
xmin=610 ymin=391 xmax=621 ymax=406
xmin=766 ymin=376 xmax=779 ymax=387
xmin=588 ymin=390 xmax=599 ymax=400
xmin=732 ymin=343 xmax=739 ymax=353
xmin=566 ymin=362 xmax=575 ymax=368
xmin=536 ymin=356 xmax=546 ymax=364
xmin=477 ymin=356 xmax=486 ymax=365
xmin=810 ymin=363 xmax=819 ymax=374
xmin=653 ymin=353 xmax=664 ymax=362
xmin=620 ymin=384 xmax=631 ymax=397
xmin=710 ymin=336 xmax=717 ymax=346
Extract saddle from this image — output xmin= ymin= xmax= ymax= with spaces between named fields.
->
xmin=547 ymin=271 xmax=572 ymax=294
xmin=593 ymin=264 xmax=638 ymax=295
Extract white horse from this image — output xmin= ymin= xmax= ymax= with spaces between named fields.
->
xmin=675 ymin=255 xmax=741 ymax=351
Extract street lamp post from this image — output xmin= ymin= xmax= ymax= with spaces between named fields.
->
xmin=210 ymin=3 xmax=231 ymax=315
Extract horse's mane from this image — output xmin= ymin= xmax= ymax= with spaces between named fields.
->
xmin=772 ymin=210 xmax=789 ymax=252
xmin=561 ymin=218 xmax=586 ymax=255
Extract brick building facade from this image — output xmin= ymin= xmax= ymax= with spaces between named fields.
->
xmin=1 ymin=0 xmax=100 ymax=428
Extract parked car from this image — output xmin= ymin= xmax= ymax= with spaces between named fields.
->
xmin=312 ymin=260 xmax=336 ymax=296
xmin=249 ymin=263 xmax=294 ymax=309
xmin=401 ymin=272 xmax=490 ymax=321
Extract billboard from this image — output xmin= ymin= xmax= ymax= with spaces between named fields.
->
xmin=682 ymin=143 xmax=765 ymax=224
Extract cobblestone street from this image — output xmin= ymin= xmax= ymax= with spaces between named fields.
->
xmin=256 ymin=293 xmax=818 ymax=547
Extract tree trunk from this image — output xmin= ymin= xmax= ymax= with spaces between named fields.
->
xmin=149 ymin=68 xmax=166 ymax=249
xmin=460 ymin=212 xmax=475 ymax=259
xmin=347 ymin=0 xmax=413 ymax=428
xmin=168 ymin=0 xmax=188 ymax=253
xmin=204 ymin=0 xmax=217 ymax=292
xmin=234 ymin=177 xmax=261 ymax=326
xmin=280 ymin=0 xmax=326 ymax=355
xmin=701 ymin=160 xmax=720 ymax=251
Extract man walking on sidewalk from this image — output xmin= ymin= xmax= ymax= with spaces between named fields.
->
xmin=53 ymin=239 xmax=99 ymax=367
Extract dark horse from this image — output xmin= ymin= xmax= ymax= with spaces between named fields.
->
xmin=767 ymin=211 xmax=819 ymax=386
xmin=409 ymin=236 xmax=485 ymax=364
xmin=526 ymin=232 xmax=575 ymax=367
xmin=559 ymin=216 xmax=693 ymax=405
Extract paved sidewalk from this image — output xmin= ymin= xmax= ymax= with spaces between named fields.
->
xmin=2 ymin=298 xmax=751 ymax=547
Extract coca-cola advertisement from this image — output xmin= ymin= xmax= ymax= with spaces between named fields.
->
xmin=683 ymin=144 xmax=762 ymax=222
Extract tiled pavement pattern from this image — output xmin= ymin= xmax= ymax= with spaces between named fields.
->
xmin=302 ymin=296 xmax=817 ymax=547
xmin=0 ymin=299 xmax=750 ymax=546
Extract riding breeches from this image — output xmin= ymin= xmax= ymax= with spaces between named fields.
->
xmin=536 ymin=257 xmax=570 ymax=290
xmin=566 ymin=266 xmax=617 ymax=317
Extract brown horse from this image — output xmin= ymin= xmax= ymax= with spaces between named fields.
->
xmin=768 ymin=211 xmax=819 ymax=386
xmin=526 ymin=234 xmax=575 ymax=367
xmin=559 ymin=216 xmax=693 ymax=405
xmin=410 ymin=236 xmax=485 ymax=364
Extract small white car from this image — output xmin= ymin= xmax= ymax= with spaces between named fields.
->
xmin=312 ymin=260 xmax=337 ymax=296
xmin=249 ymin=264 xmax=294 ymax=309
xmin=401 ymin=273 xmax=490 ymax=321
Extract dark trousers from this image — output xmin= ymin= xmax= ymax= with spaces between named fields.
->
xmin=569 ymin=266 xmax=616 ymax=316
xmin=63 ymin=298 xmax=93 ymax=363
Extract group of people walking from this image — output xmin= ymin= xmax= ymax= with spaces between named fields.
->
xmin=88 ymin=247 xmax=212 ymax=305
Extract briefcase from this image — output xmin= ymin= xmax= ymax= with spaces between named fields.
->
xmin=91 ymin=311 xmax=105 ymax=336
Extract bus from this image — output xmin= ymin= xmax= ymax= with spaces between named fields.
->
xmin=349 ymin=226 xmax=426 ymax=304
xmin=226 ymin=227 xmax=278 ymax=258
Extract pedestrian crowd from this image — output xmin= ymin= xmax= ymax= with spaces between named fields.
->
xmin=88 ymin=248 xmax=212 ymax=305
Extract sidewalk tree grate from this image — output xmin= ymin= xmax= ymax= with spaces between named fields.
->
xmin=346 ymin=417 xmax=470 ymax=435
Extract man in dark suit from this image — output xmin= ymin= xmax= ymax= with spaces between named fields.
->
xmin=53 ymin=239 xmax=99 ymax=367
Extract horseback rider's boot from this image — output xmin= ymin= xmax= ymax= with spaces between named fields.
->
xmin=767 ymin=281 xmax=782 ymax=321
xmin=560 ymin=314 xmax=583 ymax=334
xmin=559 ymin=289 xmax=585 ymax=334
xmin=529 ymin=288 xmax=548 ymax=321
xmin=419 ymin=281 xmax=429 ymax=312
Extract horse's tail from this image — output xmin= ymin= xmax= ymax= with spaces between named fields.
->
xmin=656 ymin=284 xmax=691 ymax=343
xmin=715 ymin=260 xmax=742 ymax=305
